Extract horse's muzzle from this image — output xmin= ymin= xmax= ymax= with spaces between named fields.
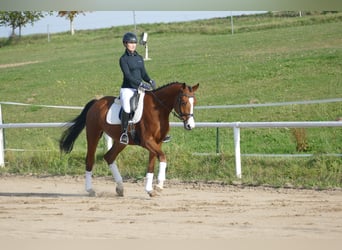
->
xmin=184 ymin=116 xmax=195 ymax=130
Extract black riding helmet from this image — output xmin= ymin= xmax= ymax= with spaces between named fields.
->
xmin=122 ymin=32 xmax=137 ymax=44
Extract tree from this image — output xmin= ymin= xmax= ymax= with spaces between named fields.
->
xmin=57 ymin=11 xmax=85 ymax=35
xmin=0 ymin=11 xmax=48 ymax=37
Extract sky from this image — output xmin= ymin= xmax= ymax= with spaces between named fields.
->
xmin=0 ymin=11 xmax=266 ymax=38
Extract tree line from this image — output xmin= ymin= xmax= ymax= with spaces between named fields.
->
xmin=0 ymin=11 xmax=85 ymax=38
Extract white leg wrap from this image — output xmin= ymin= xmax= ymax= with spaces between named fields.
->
xmin=85 ymin=171 xmax=92 ymax=191
xmin=109 ymin=163 xmax=123 ymax=183
xmin=157 ymin=162 xmax=167 ymax=187
xmin=145 ymin=173 xmax=154 ymax=192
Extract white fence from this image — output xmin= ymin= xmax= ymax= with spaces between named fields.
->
xmin=1 ymin=106 xmax=341 ymax=177
xmin=172 ymin=121 xmax=342 ymax=178
xmin=1 ymin=100 xmax=341 ymax=177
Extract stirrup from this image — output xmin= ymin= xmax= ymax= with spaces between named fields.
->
xmin=120 ymin=132 xmax=129 ymax=144
xmin=163 ymin=134 xmax=171 ymax=143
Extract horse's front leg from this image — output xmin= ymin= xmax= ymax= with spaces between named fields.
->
xmin=146 ymin=152 xmax=157 ymax=197
xmin=146 ymin=150 xmax=167 ymax=196
xmin=156 ymin=161 xmax=167 ymax=192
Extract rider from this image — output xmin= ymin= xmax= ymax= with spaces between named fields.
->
xmin=119 ymin=32 xmax=156 ymax=144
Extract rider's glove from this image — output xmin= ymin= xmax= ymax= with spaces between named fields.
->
xmin=149 ymin=79 xmax=157 ymax=90
xmin=139 ymin=82 xmax=153 ymax=91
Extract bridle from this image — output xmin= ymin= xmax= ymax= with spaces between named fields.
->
xmin=173 ymin=93 xmax=195 ymax=122
xmin=150 ymin=90 xmax=195 ymax=122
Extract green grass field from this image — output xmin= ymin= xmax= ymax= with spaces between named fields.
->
xmin=0 ymin=12 xmax=341 ymax=188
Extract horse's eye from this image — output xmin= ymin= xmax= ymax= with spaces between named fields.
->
xmin=181 ymin=102 xmax=187 ymax=106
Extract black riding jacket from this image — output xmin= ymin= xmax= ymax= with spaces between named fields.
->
xmin=119 ymin=49 xmax=151 ymax=89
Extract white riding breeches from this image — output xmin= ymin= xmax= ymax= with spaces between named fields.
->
xmin=120 ymin=88 xmax=136 ymax=113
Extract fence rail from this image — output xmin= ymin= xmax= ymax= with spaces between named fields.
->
xmin=1 ymin=97 xmax=342 ymax=110
xmin=1 ymin=118 xmax=341 ymax=177
xmin=170 ymin=121 xmax=342 ymax=128
xmin=1 ymin=101 xmax=341 ymax=177
xmin=173 ymin=121 xmax=342 ymax=178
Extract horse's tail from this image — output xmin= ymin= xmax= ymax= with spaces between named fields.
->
xmin=59 ymin=99 xmax=97 ymax=153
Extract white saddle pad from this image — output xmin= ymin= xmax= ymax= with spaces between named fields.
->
xmin=106 ymin=91 xmax=145 ymax=125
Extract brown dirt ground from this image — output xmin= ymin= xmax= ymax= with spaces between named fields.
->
xmin=0 ymin=175 xmax=341 ymax=239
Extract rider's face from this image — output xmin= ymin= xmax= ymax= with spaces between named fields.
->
xmin=125 ymin=42 xmax=137 ymax=53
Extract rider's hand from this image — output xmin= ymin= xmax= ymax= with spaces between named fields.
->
xmin=149 ymin=79 xmax=157 ymax=90
xmin=139 ymin=82 xmax=153 ymax=91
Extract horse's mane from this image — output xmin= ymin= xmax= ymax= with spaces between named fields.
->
xmin=153 ymin=81 xmax=185 ymax=92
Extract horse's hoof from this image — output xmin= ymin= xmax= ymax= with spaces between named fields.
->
xmin=147 ymin=190 xmax=159 ymax=197
xmin=154 ymin=184 xmax=163 ymax=193
xmin=116 ymin=183 xmax=124 ymax=197
xmin=87 ymin=189 xmax=96 ymax=197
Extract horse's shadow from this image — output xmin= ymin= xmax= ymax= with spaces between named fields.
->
xmin=0 ymin=192 xmax=85 ymax=198
xmin=0 ymin=191 xmax=158 ymax=199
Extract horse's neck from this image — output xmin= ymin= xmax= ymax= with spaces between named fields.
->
xmin=154 ymin=85 xmax=180 ymax=111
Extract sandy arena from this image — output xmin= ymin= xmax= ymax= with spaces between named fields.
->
xmin=0 ymin=175 xmax=341 ymax=239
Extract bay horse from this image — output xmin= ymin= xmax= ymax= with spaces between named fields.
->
xmin=59 ymin=82 xmax=199 ymax=197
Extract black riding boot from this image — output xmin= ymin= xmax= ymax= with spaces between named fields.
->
xmin=120 ymin=111 xmax=130 ymax=144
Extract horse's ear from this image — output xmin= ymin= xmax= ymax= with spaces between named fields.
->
xmin=182 ymin=83 xmax=187 ymax=89
xmin=192 ymin=83 xmax=199 ymax=91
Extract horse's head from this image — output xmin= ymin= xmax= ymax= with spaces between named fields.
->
xmin=174 ymin=83 xmax=199 ymax=130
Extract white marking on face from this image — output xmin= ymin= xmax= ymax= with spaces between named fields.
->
xmin=189 ymin=97 xmax=194 ymax=115
xmin=186 ymin=116 xmax=195 ymax=130
xmin=185 ymin=97 xmax=195 ymax=130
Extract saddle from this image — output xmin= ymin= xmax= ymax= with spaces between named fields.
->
xmin=106 ymin=89 xmax=145 ymax=125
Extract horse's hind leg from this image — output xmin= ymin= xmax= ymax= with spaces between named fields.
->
xmin=85 ymin=128 xmax=102 ymax=196
xmin=104 ymin=141 xmax=126 ymax=196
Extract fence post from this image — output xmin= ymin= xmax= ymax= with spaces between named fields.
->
xmin=0 ymin=105 xmax=4 ymax=167
xmin=233 ymin=125 xmax=241 ymax=178
xmin=216 ymin=126 xmax=220 ymax=153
